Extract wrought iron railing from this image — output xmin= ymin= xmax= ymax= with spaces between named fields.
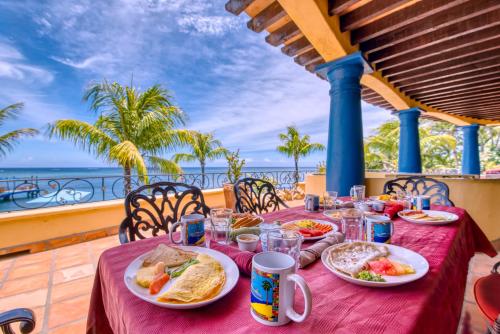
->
xmin=0 ymin=169 xmax=315 ymax=212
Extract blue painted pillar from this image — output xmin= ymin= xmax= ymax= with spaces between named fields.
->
xmin=461 ymin=124 xmax=480 ymax=175
xmin=396 ymin=108 xmax=422 ymax=174
xmin=315 ymin=52 xmax=371 ymax=196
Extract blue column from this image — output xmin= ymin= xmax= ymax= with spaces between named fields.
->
xmin=462 ymin=124 xmax=480 ymax=175
xmin=315 ymin=52 xmax=371 ymax=196
xmin=396 ymin=108 xmax=422 ymax=174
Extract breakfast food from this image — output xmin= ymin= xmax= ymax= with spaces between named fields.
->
xmin=158 ymin=253 xmax=225 ymax=304
xmin=142 ymin=244 xmax=197 ymax=267
xmin=231 ymin=213 xmax=263 ymax=229
xmin=283 ymin=220 xmax=333 ymax=238
xmin=326 ymin=242 xmax=389 ymax=277
xmin=136 ymin=261 xmax=166 ymax=288
xmin=399 ymin=210 xmax=450 ymax=222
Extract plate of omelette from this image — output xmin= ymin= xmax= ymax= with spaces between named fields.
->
xmin=124 ymin=244 xmax=239 ymax=309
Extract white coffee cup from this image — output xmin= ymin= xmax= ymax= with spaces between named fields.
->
xmin=250 ymin=252 xmax=312 ymax=326
xmin=169 ymin=214 xmax=206 ymax=246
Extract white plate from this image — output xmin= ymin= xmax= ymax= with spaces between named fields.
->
xmin=321 ymin=242 xmax=429 ymax=287
xmin=124 ymin=245 xmax=239 ymax=309
xmin=282 ymin=219 xmax=339 ymax=240
xmin=398 ymin=210 xmax=459 ymax=225
xmin=323 ymin=210 xmax=343 ymax=221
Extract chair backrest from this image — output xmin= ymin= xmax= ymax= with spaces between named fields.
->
xmin=119 ymin=182 xmax=210 ymax=243
xmin=234 ymin=177 xmax=288 ymax=214
xmin=383 ymin=176 xmax=454 ymax=206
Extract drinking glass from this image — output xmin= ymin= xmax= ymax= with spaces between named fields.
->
xmin=350 ymin=185 xmax=366 ymax=202
xmin=266 ymin=229 xmax=303 ymax=270
xmin=323 ymin=191 xmax=338 ymax=211
xmin=340 ymin=208 xmax=364 ymax=242
xmin=210 ymin=208 xmax=232 ymax=245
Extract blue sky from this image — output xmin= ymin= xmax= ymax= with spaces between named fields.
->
xmin=0 ymin=0 xmax=392 ymax=168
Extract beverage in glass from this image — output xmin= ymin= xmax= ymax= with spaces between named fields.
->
xmin=350 ymin=185 xmax=366 ymax=202
xmin=323 ymin=191 xmax=338 ymax=211
xmin=210 ymin=208 xmax=232 ymax=244
xmin=266 ymin=229 xmax=303 ymax=269
xmin=341 ymin=208 xmax=364 ymax=242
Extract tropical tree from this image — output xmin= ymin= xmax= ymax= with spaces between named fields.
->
xmin=173 ymin=132 xmax=227 ymax=188
xmin=364 ymin=120 xmax=399 ymax=171
xmin=0 ymin=103 xmax=38 ymax=157
xmin=277 ymin=126 xmax=325 ymax=184
xmin=48 ymin=81 xmax=190 ymax=193
xmin=225 ymin=149 xmax=246 ymax=183
xmin=262 ymin=280 xmax=272 ymax=305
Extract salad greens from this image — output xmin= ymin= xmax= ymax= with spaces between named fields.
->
xmin=169 ymin=259 xmax=200 ymax=278
xmin=357 ymin=270 xmax=385 ymax=282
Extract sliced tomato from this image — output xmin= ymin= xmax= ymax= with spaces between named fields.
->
xmin=308 ymin=229 xmax=324 ymax=237
xmin=149 ymin=273 xmax=170 ymax=295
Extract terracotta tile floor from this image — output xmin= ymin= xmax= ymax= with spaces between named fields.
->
xmin=0 ymin=235 xmax=498 ymax=334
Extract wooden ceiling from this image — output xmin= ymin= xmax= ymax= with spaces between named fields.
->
xmin=225 ymin=0 xmax=500 ymax=123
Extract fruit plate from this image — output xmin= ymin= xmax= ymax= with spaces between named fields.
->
xmin=281 ymin=219 xmax=339 ymax=241
xmin=124 ymin=246 xmax=239 ymax=309
xmin=398 ymin=210 xmax=459 ymax=225
xmin=321 ymin=242 xmax=429 ymax=287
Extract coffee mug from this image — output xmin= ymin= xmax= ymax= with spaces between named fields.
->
xmin=250 ymin=252 xmax=312 ymax=326
xmin=169 ymin=214 xmax=206 ymax=246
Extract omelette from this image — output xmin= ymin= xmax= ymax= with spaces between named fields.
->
xmin=327 ymin=242 xmax=389 ymax=277
xmin=158 ymin=253 xmax=225 ymax=304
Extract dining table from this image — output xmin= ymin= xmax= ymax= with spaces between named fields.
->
xmin=87 ymin=204 xmax=497 ymax=334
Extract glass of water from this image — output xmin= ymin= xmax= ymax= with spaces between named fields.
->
xmin=323 ymin=191 xmax=338 ymax=211
xmin=350 ymin=185 xmax=366 ymax=202
xmin=341 ymin=208 xmax=364 ymax=242
xmin=210 ymin=208 xmax=233 ymax=245
xmin=266 ymin=229 xmax=303 ymax=270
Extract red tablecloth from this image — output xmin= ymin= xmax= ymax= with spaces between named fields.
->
xmin=87 ymin=205 xmax=496 ymax=334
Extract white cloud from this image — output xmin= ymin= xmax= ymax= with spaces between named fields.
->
xmin=51 ymin=54 xmax=112 ymax=69
xmin=177 ymin=15 xmax=241 ymax=35
xmin=0 ymin=42 xmax=53 ymax=84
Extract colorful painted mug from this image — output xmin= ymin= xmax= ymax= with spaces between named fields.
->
xmin=250 ymin=252 xmax=312 ymax=326
xmin=169 ymin=214 xmax=206 ymax=246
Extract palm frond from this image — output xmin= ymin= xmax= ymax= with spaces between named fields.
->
xmin=0 ymin=128 xmax=39 ymax=157
xmin=172 ymin=153 xmax=197 ymax=163
xmin=148 ymin=156 xmax=183 ymax=174
xmin=0 ymin=102 xmax=24 ymax=126
xmin=108 ymin=140 xmax=148 ymax=183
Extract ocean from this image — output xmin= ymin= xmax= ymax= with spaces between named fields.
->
xmin=0 ymin=167 xmax=315 ymax=212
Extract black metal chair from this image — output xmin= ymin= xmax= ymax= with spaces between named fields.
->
xmin=383 ymin=176 xmax=454 ymax=206
xmin=0 ymin=308 xmax=35 ymax=334
xmin=234 ymin=177 xmax=288 ymax=214
xmin=119 ymin=182 xmax=211 ymax=244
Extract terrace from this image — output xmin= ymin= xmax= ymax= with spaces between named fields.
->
xmin=1 ymin=0 xmax=500 ymax=333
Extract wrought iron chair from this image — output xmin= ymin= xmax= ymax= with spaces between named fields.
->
xmin=383 ymin=176 xmax=454 ymax=206
xmin=234 ymin=177 xmax=288 ymax=214
xmin=119 ymin=182 xmax=211 ymax=244
xmin=0 ymin=308 xmax=35 ymax=334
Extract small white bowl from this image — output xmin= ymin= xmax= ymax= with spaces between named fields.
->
xmin=236 ymin=234 xmax=260 ymax=252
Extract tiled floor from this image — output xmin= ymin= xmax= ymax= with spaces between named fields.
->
xmin=0 ymin=235 xmax=498 ymax=334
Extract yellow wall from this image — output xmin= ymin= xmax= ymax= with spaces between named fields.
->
xmin=304 ymin=173 xmax=500 ymax=241
xmin=0 ymin=188 xmax=225 ymax=251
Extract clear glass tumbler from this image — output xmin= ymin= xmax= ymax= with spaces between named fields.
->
xmin=323 ymin=191 xmax=338 ymax=211
xmin=210 ymin=208 xmax=233 ymax=245
xmin=350 ymin=185 xmax=366 ymax=202
xmin=266 ymin=229 xmax=303 ymax=270
xmin=341 ymin=208 xmax=364 ymax=242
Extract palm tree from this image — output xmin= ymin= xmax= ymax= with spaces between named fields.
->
xmin=48 ymin=81 xmax=190 ymax=194
xmin=173 ymin=132 xmax=227 ymax=188
xmin=261 ymin=280 xmax=272 ymax=305
xmin=0 ymin=103 xmax=38 ymax=157
xmin=277 ymin=126 xmax=325 ymax=184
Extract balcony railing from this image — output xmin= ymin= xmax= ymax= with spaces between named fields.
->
xmin=0 ymin=169 xmax=315 ymax=212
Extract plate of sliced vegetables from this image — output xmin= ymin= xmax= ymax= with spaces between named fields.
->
xmin=281 ymin=219 xmax=338 ymax=240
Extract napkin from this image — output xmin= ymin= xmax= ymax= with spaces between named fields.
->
xmin=384 ymin=203 xmax=404 ymax=219
xmin=208 ymin=240 xmax=253 ymax=276
xmin=299 ymin=232 xmax=345 ymax=269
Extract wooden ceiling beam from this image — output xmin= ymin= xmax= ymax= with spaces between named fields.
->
xmin=421 ymin=88 xmax=500 ymax=104
xmin=351 ymin=0 xmax=467 ymax=44
xmin=247 ymin=1 xmax=286 ymax=33
xmin=362 ymin=0 xmax=500 ymax=55
xmin=414 ymin=83 xmax=500 ymax=101
xmin=341 ymin=0 xmax=417 ymax=32
xmin=432 ymin=95 xmax=500 ymax=108
xmin=387 ymin=50 xmax=500 ymax=83
xmin=225 ymin=0 xmax=255 ymax=15
xmin=368 ymin=9 xmax=500 ymax=64
xmin=305 ymin=59 xmax=325 ymax=73
xmin=405 ymin=73 xmax=500 ymax=96
xmin=265 ymin=21 xmax=301 ymax=46
xmin=408 ymin=78 xmax=500 ymax=99
xmin=396 ymin=66 xmax=500 ymax=90
xmin=377 ymin=26 xmax=500 ymax=72
xmin=438 ymin=101 xmax=500 ymax=112
xmin=329 ymin=0 xmax=371 ymax=16
xmin=281 ymin=36 xmax=313 ymax=56
xmin=444 ymin=111 xmax=499 ymax=121
xmin=294 ymin=49 xmax=322 ymax=66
